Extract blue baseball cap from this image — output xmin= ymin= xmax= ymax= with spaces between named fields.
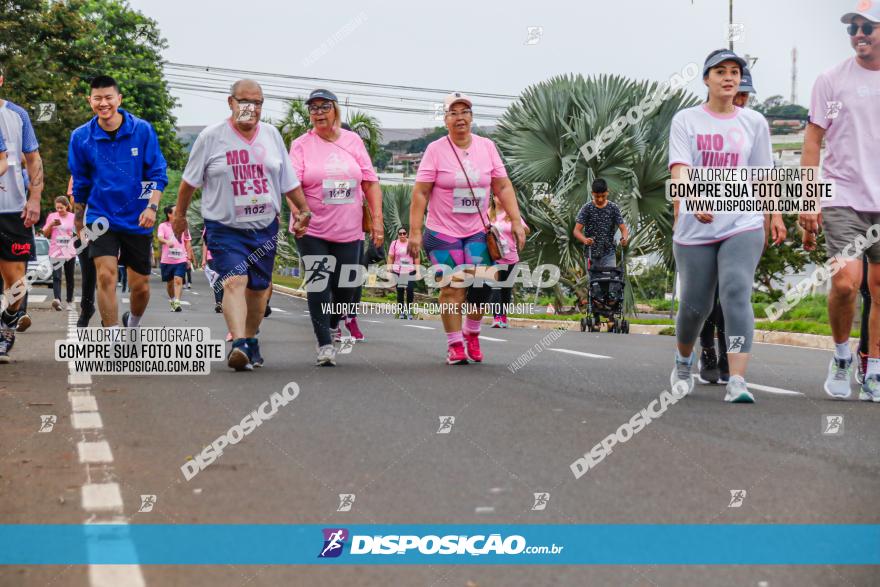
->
xmin=738 ymin=66 xmax=756 ymax=94
xmin=702 ymin=49 xmax=748 ymax=77
xmin=306 ymin=89 xmax=338 ymax=104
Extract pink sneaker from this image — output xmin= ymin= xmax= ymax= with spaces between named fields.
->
xmin=446 ymin=342 xmax=468 ymax=365
xmin=345 ymin=317 xmax=365 ymax=341
xmin=331 ymin=327 xmax=343 ymax=342
xmin=501 ymin=315 xmax=509 ymax=329
xmin=463 ymin=332 xmax=483 ymax=363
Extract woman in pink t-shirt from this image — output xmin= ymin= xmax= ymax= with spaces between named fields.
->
xmin=288 ymin=89 xmax=383 ymax=366
xmin=157 ymin=205 xmax=192 ymax=312
xmin=409 ymin=92 xmax=526 ymax=365
xmin=488 ymin=197 xmax=530 ymax=328
xmin=387 ymin=227 xmax=418 ymax=319
xmin=42 ymin=196 xmax=77 ymax=310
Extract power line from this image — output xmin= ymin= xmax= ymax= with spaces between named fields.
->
xmin=164 ymin=61 xmax=519 ymax=101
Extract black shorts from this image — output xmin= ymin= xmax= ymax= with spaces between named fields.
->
xmin=89 ymin=230 xmax=152 ymax=275
xmin=0 ymin=212 xmax=35 ymax=262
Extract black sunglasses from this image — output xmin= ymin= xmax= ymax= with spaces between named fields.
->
xmin=398 ymin=231 xmax=407 ymax=236
xmin=848 ymin=22 xmax=876 ymax=36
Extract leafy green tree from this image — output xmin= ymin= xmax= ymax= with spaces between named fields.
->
xmin=274 ymin=98 xmax=311 ymax=146
xmin=0 ymin=0 xmax=183 ymax=204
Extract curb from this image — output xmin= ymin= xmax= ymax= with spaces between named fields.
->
xmin=271 ymin=283 xmax=839 ymax=351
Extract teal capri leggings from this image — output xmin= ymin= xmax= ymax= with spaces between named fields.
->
xmin=673 ymin=228 xmax=764 ymax=354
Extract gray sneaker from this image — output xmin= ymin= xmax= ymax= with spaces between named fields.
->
xmin=859 ymin=373 xmax=880 ymax=402
xmin=824 ymin=357 xmax=853 ymax=399
xmin=316 ymin=344 xmax=337 ymax=367
xmin=670 ymin=352 xmax=695 ymax=397
xmin=724 ymin=375 xmax=755 ymax=403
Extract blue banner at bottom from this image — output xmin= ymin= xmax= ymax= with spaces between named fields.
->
xmin=1 ymin=525 xmax=878 ymax=565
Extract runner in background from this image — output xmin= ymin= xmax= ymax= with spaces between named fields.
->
xmin=289 ymin=89 xmax=383 ymax=366
xmin=117 ymin=261 xmax=128 ymax=292
xmin=573 ymin=178 xmax=628 ymax=269
xmin=68 ymin=75 xmax=168 ymax=329
xmin=388 ymin=227 xmax=416 ymax=319
xmin=157 ymin=205 xmax=191 ymax=312
xmin=489 ymin=196 xmax=529 ymax=328
xmin=668 ymin=49 xmax=785 ymax=402
xmin=409 ymin=92 xmax=525 ymax=364
xmin=201 ymin=227 xmax=224 ymax=313
xmin=800 ymin=2 xmax=880 ymax=401
xmin=696 ymin=65 xmax=757 ymax=384
xmin=176 ymin=79 xmax=310 ymax=371
xmin=41 ymin=196 xmax=77 ymax=311
xmin=0 ymin=69 xmax=44 ymax=362
xmin=68 ymin=177 xmax=97 ymax=327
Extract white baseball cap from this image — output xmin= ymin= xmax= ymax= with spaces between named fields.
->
xmin=841 ymin=0 xmax=880 ymax=23
xmin=443 ymin=92 xmax=473 ymax=112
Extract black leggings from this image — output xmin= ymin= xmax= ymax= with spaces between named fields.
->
xmin=296 ymin=235 xmax=363 ymax=346
xmin=396 ymin=273 xmax=415 ymax=313
xmin=117 ymin=264 xmax=127 ymax=291
xmin=52 ymin=258 xmax=76 ymax=302
xmin=699 ymin=286 xmax=727 ymax=358
xmin=76 ymin=239 xmax=97 ymax=311
xmin=860 ymin=256 xmax=870 ymax=355
xmin=490 ymin=266 xmax=514 ymax=317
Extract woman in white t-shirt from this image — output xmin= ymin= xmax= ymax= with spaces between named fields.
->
xmin=668 ymin=49 xmax=786 ymax=403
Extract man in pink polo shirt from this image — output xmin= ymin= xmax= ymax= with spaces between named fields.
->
xmin=801 ymin=1 xmax=880 ymax=401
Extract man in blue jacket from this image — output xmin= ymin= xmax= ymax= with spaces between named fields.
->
xmin=68 ymin=75 xmax=168 ymax=329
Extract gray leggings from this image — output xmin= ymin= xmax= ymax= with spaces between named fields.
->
xmin=673 ymin=228 xmax=764 ymax=354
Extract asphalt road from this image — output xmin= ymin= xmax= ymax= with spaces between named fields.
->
xmin=2 ymin=273 xmax=879 ymax=587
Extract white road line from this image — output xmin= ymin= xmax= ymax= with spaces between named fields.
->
xmin=78 ymin=441 xmax=114 ymax=464
xmin=479 ymin=335 xmax=506 ymax=342
xmin=404 ymin=324 xmax=435 ymax=330
xmin=29 ymin=295 xmax=47 ymax=303
xmin=270 ymin=307 xmax=288 ymax=313
xmin=747 ymin=383 xmax=804 ymax=396
xmin=89 ymin=564 xmax=146 ymax=587
xmin=474 ymin=506 xmax=496 ymax=514
xmin=72 ymin=412 xmax=104 ymax=429
xmin=71 ymin=395 xmax=99 ymax=412
xmin=81 ymin=483 xmax=124 ymax=512
xmin=363 ymin=319 xmax=383 ymax=324
xmin=548 ymin=348 xmax=613 ymax=360
xmin=191 ymin=291 xmax=200 ymax=295
xmin=65 ymin=310 xmax=144 ymax=585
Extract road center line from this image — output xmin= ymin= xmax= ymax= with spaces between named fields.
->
xmin=549 ymin=348 xmax=613 ymax=359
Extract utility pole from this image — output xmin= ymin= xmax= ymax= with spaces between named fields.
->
xmin=729 ymin=0 xmax=734 ymax=50
xmin=791 ymin=47 xmax=798 ymax=104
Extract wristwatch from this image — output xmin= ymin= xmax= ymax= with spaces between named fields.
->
xmin=147 ymin=203 xmax=158 ymax=212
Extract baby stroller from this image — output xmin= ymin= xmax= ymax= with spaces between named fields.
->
xmin=579 ymin=246 xmax=629 ymax=334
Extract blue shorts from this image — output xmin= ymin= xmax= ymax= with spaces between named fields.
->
xmin=160 ymin=262 xmax=187 ymax=282
xmin=203 ymin=218 xmax=278 ymax=291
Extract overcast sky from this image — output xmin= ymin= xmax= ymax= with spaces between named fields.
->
xmin=129 ymin=0 xmax=857 ymax=129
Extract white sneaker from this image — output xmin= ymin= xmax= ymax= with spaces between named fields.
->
xmin=51 ymin=299 xmax=63 ymax=311
xmin=316 ymin=344 xmax=337 ymax=366
xmin=859 ymin=373 xmax=880 ymax=402
xmin=669 ymin=352 xmax=695 ymax=397
xmin=724 ymin=376 xmax=755 ymax=403
xmin=824 ymin=357 xmax=853 ymax=399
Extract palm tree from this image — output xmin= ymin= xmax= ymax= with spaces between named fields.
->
xmin=345 ymin=110 xmax=383 ymax=159
xmin=274 ymin=98 xmax=311 ymax=145
xmin=494 ymin=74 xmax=699 ymax=306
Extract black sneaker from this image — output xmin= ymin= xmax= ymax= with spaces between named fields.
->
xmin=77 ymin=305 xmax=95 ymax=328
xmin=0 ymin=330 xmax=14 ymax=363
xmin=247 ymin=337 xmax=264 ymax=368
xmin=122 ymin=311 xmax=131 ymax=327
xmin=214 ymin=302 xmax=223 ymax=314
xmin=227 ymin=339 xmax=252 ymax=372
xmin=698 ymin=347 xmax=720 ymax=384
xmin=264 ymin=304 xmax=272 ymax=318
